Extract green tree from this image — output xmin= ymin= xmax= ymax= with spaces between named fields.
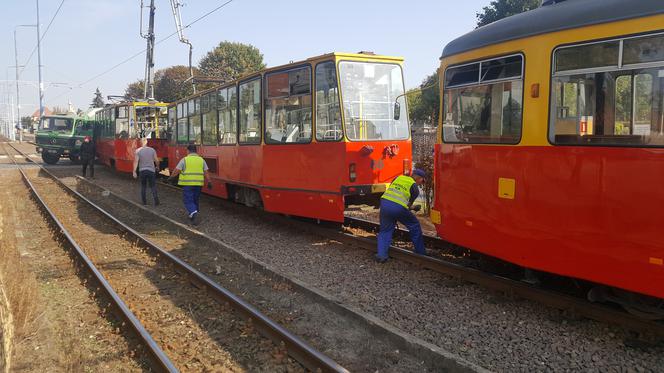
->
xmin=124 ymin=80 xmax=145 ymax=100
xmin=198 ymin=41 xmax=265 ymax=83
xmin=91 ymin=87 xmax=105 ymax=108
xmin=408 ymin=73 xmax=440 ymax=127
xmin=476 ymin=0 xmax=539 ymax=28
xmin=154 ymin=65 xmax=200 ymax=103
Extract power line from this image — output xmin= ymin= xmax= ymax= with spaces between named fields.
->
xmin=18 ymin=0 xmax=66 ymax=79
xmin=76 ymin=0 xmax=235 ymax=89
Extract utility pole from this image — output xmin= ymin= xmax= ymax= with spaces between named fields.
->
xmin=141 ymin=0 xmax=156 ymax=100
xmin=36 ymin=0 xmax=44 ymax=142
xmin=14 ymin=31 xmax=21 ymax=142
xmin=14 ymin=24 xmax=37 ymax=143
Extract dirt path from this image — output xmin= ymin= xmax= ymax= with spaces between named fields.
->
xmin=0 ymin=169 xmax=148 ymax=372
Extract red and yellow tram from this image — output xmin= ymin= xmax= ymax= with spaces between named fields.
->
xmin=431 ymin=0 xmax=664 ymax=302
xmin=167 ymin=52 xmax=412 ymax=222
xmin=95 ymin=101 xmax=170 ymax=172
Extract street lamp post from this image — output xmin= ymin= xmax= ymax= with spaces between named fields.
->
xmin=14 ymin=24 xmax=37 ymax=143
xmin=36 ymin=0 xmax=44 ymax=129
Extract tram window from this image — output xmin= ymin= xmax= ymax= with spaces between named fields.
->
xmin=443 ymin=81 xmax=523 ymax=144
xmin=265 ymin=66 xmax=312 ymax=144
xmin=445 ymin=63 xmax=480 ymax=88
xmin=168 ymin=107 xmax=176 ymax=142
xmin=188 ymin=99 xmax=195 ymax=116
xmin=339 ymin=62 xmax=409 ymax=141
xmin=315 ymin=61 xmax=342 ymax=141
xmin=189 ymin=114 xmax=202 ymax=144
xmin=555 ymin=41 xmax=619 ymax=73
xmin=202 ymin=95 xmax=218 ymax=146
xmin=201 ymin=95 xmax=209 ymax=113
xmin=116 ymin=106 xmax=128 ymax=119
xmin=551 ymin=33 xmax=664 ymax=146
xmin=481 ymin=55 xmax=522 ymax=82
xmin=219 ymin=87 xmax=237 ymax=145
xmin=443 ymin=54 xmax=524 ymax=144
xmin=239 ymin=78 xmax=262 ymax=144
xmin=623 ymin=34 xmax=664 ymax=66
xmin=177 ymin=117 xmax=188 ymax=143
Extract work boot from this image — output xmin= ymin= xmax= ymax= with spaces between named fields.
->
xmin=374 ymin=255 xmax=388 ymax=264
xmin=190 ymin=211 xmax=199 ymax=226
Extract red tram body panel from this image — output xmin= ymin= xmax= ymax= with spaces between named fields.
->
xmin=431 ymin=0 xmax=664 ymax=299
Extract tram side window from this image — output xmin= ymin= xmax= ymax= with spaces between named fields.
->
xmin=218 ymin=87 xmax=237 ymax=144
xmin=550 ymin=34 xmax=664 ymax=146
xmin=202 ymin=93 xmax=218 ymax=145
xmin=115 ymin=106 xmax=130 ymax=139
xmin=167 ymin=106 xmax=176 ymax=142
xmin=239 ymin=78 xmax=262 ymax=144
xmin=442 ymin=55 xmax=523 ymax=144
xmin=265 ymin=66 xmax=312 ymax=144
xmin=177 ymin=102 xmax=188 ymax=143
xmin=188 ymin=98 xmax=202 ymax=144
xmin=315 ymin=62 xmax=342 ymax=141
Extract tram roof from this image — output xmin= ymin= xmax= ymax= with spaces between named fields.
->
xmin=441 ymin=0 xmax=664 ymax=59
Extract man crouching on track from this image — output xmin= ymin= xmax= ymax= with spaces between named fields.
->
xmin=168 ymin=144 xmax=212 ymax=225
xmin=375 ymin=169 xmax=427 ymax=263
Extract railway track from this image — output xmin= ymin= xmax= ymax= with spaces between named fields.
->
xmin=151 ymin=176 xmax=664 ymax=340
xmin=4 ymin=142 xmax=347 ymax=373
xmin=340 ymin=216 xmax=664 ymax=338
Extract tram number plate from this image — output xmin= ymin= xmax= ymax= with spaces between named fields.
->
xmin=46 ymin=149 xmax=58 ymax=154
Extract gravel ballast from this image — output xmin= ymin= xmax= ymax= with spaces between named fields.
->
xmin=53 ymin=166 xmax=664 ymax=372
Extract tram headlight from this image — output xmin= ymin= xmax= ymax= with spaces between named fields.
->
xmin=349 ymin=163 xmax=357 ymax=182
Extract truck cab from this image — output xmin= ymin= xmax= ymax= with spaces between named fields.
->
xmin=35 ymin=114 xmax=94 ymax=165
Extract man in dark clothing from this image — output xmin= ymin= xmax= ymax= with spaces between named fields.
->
xmin=79 ymin=136 xmax=95 ymax=178
xmin=375 ymin=169 xmax=427 ymax=263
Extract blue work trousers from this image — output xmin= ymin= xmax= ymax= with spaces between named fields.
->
xmin=377 ymin=199 xmax=425 ymax=259
xmin=182 ymin=186 xmax=202 ymax=217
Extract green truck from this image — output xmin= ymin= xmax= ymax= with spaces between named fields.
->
xmin=35 ymin=112 xmax=97 ymax=165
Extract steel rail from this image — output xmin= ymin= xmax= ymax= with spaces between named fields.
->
xmin=1 ymin=141 xmax=178 ymax=373
xmin=8 ymin=142 xmax=349 ymax=373
xmin=342 ymin=216 xmax=664 ymax=339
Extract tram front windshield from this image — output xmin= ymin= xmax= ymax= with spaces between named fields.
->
xmin=39 ymin=117 xmax=74 ymax=132
xmin=339 ymin=62 xmax=409 ymax=141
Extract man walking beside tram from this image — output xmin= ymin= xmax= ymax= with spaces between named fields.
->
xmin=375 ymin=169 xmax=427 ymax=263
xmin=168 ymin=144 xmax=212 ymax=225
xmin=132 ymin=138 xmax=160 ymax=206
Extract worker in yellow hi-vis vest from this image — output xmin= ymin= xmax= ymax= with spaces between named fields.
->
xmin=375 ymin=169 xmax=427 ymax=263
xmin=168 ymin=144 xmax=212 ymax=225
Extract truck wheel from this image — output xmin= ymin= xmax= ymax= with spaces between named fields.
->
xmin=42 ymin=152 xmax=59 ymax=165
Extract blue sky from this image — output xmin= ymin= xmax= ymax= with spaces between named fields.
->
xmin=1 ymin=0 xmax=488 ymax=115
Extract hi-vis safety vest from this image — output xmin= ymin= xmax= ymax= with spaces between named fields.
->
xmin=178 ymin=155 xmax=205 ymax=186
xmin=381 ymin=175 xmax=415 ymax=209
